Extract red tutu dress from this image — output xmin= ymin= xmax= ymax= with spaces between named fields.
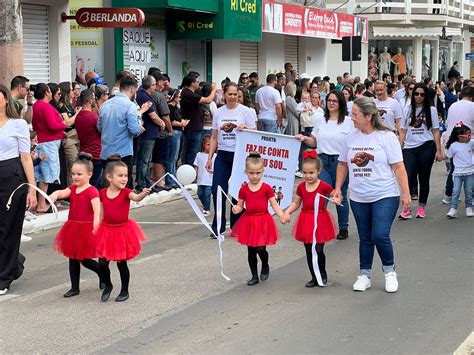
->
xmin=95 ymin=188 xmax=147 ymax=261
xmin=53 ymin=185 xmax=99 ymax=260
xmin=231 ymin=183 xmax=280 ymax=247
xmin=291 ymin=181 xmax=338 ymax=244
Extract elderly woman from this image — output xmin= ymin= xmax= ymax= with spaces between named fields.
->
xmin=284 ymin=81 xmax=299 ymax=136
xmin=334 ymin=97 xmax=410 ymax=293
xmin=0 ymin=85 xmax=37 ymax=295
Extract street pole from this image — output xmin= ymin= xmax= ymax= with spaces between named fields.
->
xmin=349 ymin=36 xmax=353 ymax=75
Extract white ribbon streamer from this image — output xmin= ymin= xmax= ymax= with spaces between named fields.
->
xmin=6 ymin=183 xmax=58 ymax=219
xmin=312 ymin=193 xmax=324 ymax=287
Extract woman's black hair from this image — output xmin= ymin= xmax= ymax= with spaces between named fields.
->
xmin=409 ymin=83 xmax=433 ymax=129
xmin=32 ymin=83 xmax=50 ymax=100
xmin=324 ymin=89 xmax=348 ymax=124
xmin=342 ymin=85 xmax=354 ymax=101
xmin=446 ymin=124 xmax=471 ymax=149
xmin=223 ymin=81 xmax=238 ymax=93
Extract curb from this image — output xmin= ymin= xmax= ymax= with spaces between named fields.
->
xmin=23 ymin=184 xmax=198 ymax=235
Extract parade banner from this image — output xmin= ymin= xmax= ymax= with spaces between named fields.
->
xmin=263 ymin=0 xmax=368 ymax=43
xmin=229 ymin=129 xmax=301 ymax=212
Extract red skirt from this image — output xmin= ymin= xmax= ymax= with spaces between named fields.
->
xmin=231 ymin=213 xmax=279 ymax=247
xmin=95 ymin=219 xmax=147 ymax=261
xmin=291 ymin=209 xmax=338 ymax=244
xmin=54 ymin=220 xmax=97 ymax=260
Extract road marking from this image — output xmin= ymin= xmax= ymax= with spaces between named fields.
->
xmin=454 ymin=332 xmax=474 ymax=355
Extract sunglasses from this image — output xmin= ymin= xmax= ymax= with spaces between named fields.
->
xmin=414 ymin=92 xmax=425 ymax=97
xmin=327 ymin=99 xmax=339 ymax=104
xmin=408 ymin=87 xmax=414 ymax=91
xmin=241 ymin=76 xmax=249 ymax=80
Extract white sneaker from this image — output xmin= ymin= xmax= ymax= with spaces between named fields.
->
xmin=384 ymin=272 xmax=399 ymax=293
xmin=0 ymin=288 xmax=8 ymax=295
xmin=202 ymin=210 xmax=210 ymax=217
xmin=446 ymin=208 xmax=457 ymax=219
xmin=353 ymin=275 xmax=371 ymax=292
xmin=466 ymin=207 xmax=474 ymax=217
xmin=442 ymin=195 xmax=452 ymax=204
xmin=24 ymin=211 xmax=37 ymax=221
xmin=21 ymin=235 xmax=32 ymax=242
xmin=295 ymin=172 xmax=303 ymax=178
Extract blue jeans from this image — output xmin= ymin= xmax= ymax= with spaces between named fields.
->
xmin=184 ymin=130 xmax=203 ymax=166
xmin=166 ymin=130 xmax=183 ymax=186
xmin=211 ymin=150 xmax=242 ymax=234
xmin=198 ymin=185 xmax=212 ymax=211
xmin=451 ymin=174 xmax=473 ymax=209
xmin=135 ymin=138 xmax=155 ymax=189
xmin=259 ymin=119 xmax=278 ymax=133
xmin=319 ymin=153 xmax=349 ymax=230
xmin=350 ymin=197 xmax=399 ymax=277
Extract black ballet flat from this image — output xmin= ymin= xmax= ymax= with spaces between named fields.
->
xmin=63 ymin=289 xmax=80 ymax=298
xmin=260 ymin=265 xmax=270 ymax=281
xmin=101 ymin=286 xmax=113 ymax=302
xmin=305 ymin=279 xmax=317 ymax=288
xmin=115 ymin=291 xmax=129 ymax=302
xmin=319 ymin=273 xmax=328 ymax=286
xmin=247 ymin=277 xmax=259 ymax=286
xmin=99 ymin=282 xmax=106 ymax=290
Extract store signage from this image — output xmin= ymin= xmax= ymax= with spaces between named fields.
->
xmin=465 ymin=53 xmax=474 ymax=60
xmin=263 ymin=0 xmax=368 ymax=42
xmin=74 ymin=8 xmax=145 ymax=28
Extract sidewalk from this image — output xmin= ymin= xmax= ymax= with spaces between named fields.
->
xmin=23 ymin=185 xmax=197 ymax=235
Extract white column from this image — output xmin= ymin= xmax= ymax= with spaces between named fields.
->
xmin=433 ymin=39 xmax=439 ymax=81
xmin=405 ymin=0 xmax=412 ymax=14
xmin=212 ymin=40 xmax=240 ymax=83
xmin=414 ymin=37 xmax=423 ymax=81
xmin=258 ymin=32 xmax=285 ymax=77
xmin=48 ymin=1 xmax=72 ymax=82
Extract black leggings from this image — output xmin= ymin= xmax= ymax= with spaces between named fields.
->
xmin=304 ymin=243 xmax=326 ymax=280
xmin=68 ymin=258 xmax=101 ymax=291
xmin=247 ymin=246 xmax=269 ymax=277
xmin=402 ymin=141 xmax=436 ymax=205
xmin=99 ymin=258 xmax=130 ymax=292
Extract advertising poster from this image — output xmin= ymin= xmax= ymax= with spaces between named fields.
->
xmin=70 ymin=0 xmax=105 ymax=85
xmin=229 ymin=130 xmax=301 ymax=212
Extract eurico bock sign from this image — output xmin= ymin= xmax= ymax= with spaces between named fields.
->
xmin=62 ymin=8 xmax=145 ymax=28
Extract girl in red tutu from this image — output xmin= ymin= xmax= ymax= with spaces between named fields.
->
xmin=231 ymin=152 xmax=286 ymax=286
xmin=50 ymin=153 xmax=102 ymax=298
xmin=96 ymin=155 xmax=150 ymax=302
xmin=283 ymin=150 xmax=340 ymax=288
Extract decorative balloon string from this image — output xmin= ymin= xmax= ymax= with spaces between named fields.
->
xmin=6 ymin=183 xmax=59 ymax=219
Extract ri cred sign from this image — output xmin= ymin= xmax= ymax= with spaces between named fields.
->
xmin=62 ymin=8 xmax=145 ymax=28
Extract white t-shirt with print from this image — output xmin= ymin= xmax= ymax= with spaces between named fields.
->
xmin=445 ymin=140 xmax=474 ymax=176
xmin=339 ymin=129 xmax=403 ymax=203
xmin=311 ymin=115 xmax=354 ymax=155
xmin=212 ymin=104 xmax=257 ymax=152
xmin=446 ymin=99 xmax=474 ymax=137
xmin=255 ymin=86 xmax=282 ymax=121
xmin=401 ymin=106 xmax=439 ymax=149
xmin=193 ymin=152 xmax=216 ymax=186
xmin=374 ymin=97 xmax=403 ymax=131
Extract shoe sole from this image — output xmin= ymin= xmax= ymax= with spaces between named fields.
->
xmin=416 ymin=215 xmax=425 ymax=218
xmin=398 ymin=215 xmax=412 ymax=220
xmin=353 ymin=284 xmax=371 ymax=292
xmin=447 ymin=215 xmax=457 ymax=219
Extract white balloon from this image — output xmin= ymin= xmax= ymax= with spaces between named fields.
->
xmin=176 ymin=164 xmax=197 ymax=185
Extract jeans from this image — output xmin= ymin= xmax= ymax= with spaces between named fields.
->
xmin=318 ymin=153 xmax=349 ymax=230
xmin=211 ymin=150 xmax=242 ymax=234
xmin=91 ymin=159 xmax=102 ymax=189
xmin=445 ymin=158 xmax=454 ymax=197
xmin=135 ymin=138 xmax=155 ymax=189
xmin=451 ymin=174 xmax=473 ymax=209
xmin=350 ymin=197 xmax=399 ymax=277
xmin=101 ymin=155 xmax=134 ymax=189
xmin=259 ymin=119 xmax=278 ymax=133
xmin=198 ymin=185 xmax=212 ymax=211
xmin=184 ymin=130 xmax=203 ymax=166
xmin=402 ymin=141 xmax=435 ymax=205
xmin=166 ymin=130 xmax=183 ymax=186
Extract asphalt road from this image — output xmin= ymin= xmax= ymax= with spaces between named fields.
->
xmin=1 ymin=163 xmax=472 ymax=354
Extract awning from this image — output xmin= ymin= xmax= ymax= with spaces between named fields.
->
xmin=372 ymin=26 xmax=462 ymax=38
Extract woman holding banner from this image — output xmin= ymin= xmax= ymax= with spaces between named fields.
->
xmin=206 ymin=83 xmax=257 ymax=236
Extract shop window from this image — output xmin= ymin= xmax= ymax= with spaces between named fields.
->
xmin=422 ymin=40 xmax=436 ymax=80
xmin=368 ymin=40 xmax=414 ymax=81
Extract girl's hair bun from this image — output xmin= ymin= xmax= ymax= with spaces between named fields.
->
xmin=106 ymin=154 xmax=122 ymax=163
xmin=248 ymin=151 xmax=261 ymax=158
xmin=77 ymin=152 xmax=93 ymax=161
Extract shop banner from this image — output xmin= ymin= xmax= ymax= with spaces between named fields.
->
xmin=229 ymin=130 xmax=301 ymax=212
xmin=263 ymin=0 xmax=368 ymax=43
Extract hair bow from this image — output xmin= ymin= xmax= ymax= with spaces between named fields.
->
xmin=302 ymin=150 xmax=317 ymax=159
xmin=454 ymin=121 xmax=465 ymax=128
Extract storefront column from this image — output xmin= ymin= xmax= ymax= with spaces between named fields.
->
xmin=258 ymin=32 xmax=285 ymax=76
xmin=433 ymin=39 xmax=439 ymax=81
xmin=0 ymin=0 xmax=23 ymax=84
xmin=212 ymin=40 xmax=240 ymax=83
xmin=414 ymin=37 xmax=423 ymax=81
xmin=48 ymin=2 xmax=72 ymax=82
xmin=298 ymin=37 xmax=327 ymax=77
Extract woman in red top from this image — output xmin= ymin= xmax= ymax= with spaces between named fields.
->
xmin=49 ymin=153 xmax=102 ymax=298
xmin=74 ymin=88 xmax=102 ymax=188
xmin=231 ymin=152 xmax=286 ymax=286
xmin=96 ymin=155 xmax=150 ymax=302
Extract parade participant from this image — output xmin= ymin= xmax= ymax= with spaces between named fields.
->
xmin=398 ymin=80 xmax=415 ymax=109
xmin=96 ymin=155 xmax=150 ymax=302
xmin=374 ymin=81 xmax=403 ymax=133
xmin=206 ymin=82 xmax=256 ymax=237
xmin=342 ymin=85 xmax=354 ymax=114
xmin=194 ymin=135 xmax=215 ymax=216
xmin=334 ymin=97 xmax=410 ymax=293
xmin=50 ymin=153 xmax=102 ymax=298
xmin=283 ymin=150 xmax=338 ymax=287
xmin=231 ymin=152 xmax=285 ymax=286
xmin=398 ymin=83 xmax=442 ymax=219
xmin=0 ymin=85 xmax=37 ymax=295
xmin=444 ymin=123 xmax=473 ymax=218
xmin=297 ymin=90 xmax=353 ymax=240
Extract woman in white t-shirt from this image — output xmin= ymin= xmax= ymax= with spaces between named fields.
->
xmin=206 ymin=83 xmax=257 ymax=236
xmin=398 ymin=83 xmax=443 ymax=220
xmin=297 ymin=90 xmax=353 ymax=240
xmin=0 ymin=85 xmax=37 ymax=295
xmin=334 ymin=97 xmax=411 ymax=293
